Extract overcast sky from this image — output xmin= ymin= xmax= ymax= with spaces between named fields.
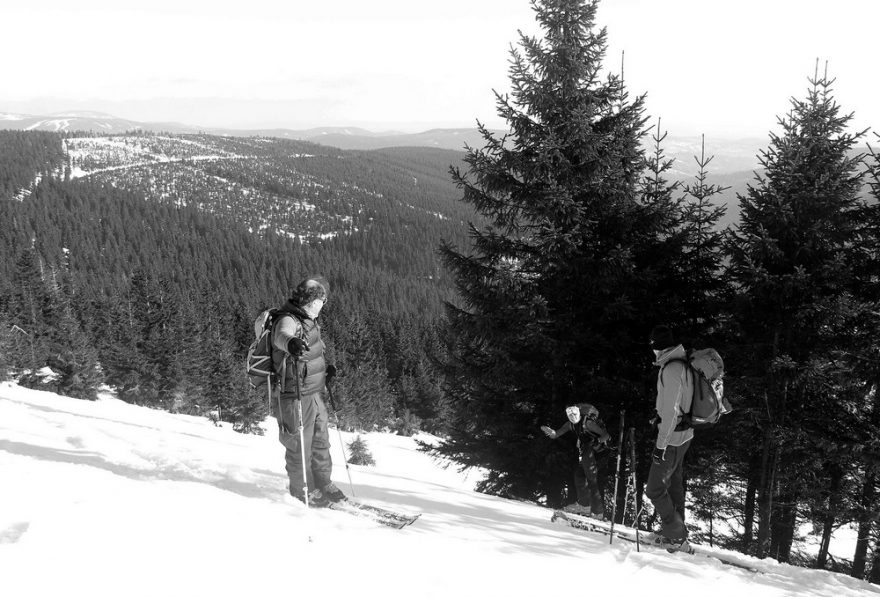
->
xmin=2 ymin=0 xmax=876 ymax=138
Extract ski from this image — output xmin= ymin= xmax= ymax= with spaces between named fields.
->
xmin=327 ymin=499 xmax=421 ymax=529
xmin=551 ymin=510 xmax=761 ymax=573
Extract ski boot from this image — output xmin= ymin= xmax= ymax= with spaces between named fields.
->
xmin=659 ymin=536 xmax=694 ymax=554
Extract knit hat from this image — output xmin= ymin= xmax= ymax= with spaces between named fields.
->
xmin=649 ymin=325 xmax=676 ymax=350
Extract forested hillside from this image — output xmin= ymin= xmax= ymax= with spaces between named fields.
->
xmin=0 ymin=130 xmax=470 ymax=435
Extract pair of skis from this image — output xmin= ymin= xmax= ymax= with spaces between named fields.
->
xmin=325 ymin=498 xmax=421 ymax=530
xmin=551 ymin=509 xmax=760 ymax=573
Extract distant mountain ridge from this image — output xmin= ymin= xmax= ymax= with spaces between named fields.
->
xmin=0 ymin=110 xmax=200 ymax=135
xmin=0 ymin=110 xmax=498 ymax=153
xmin=0 ymin=109 xmax=770 ymax=173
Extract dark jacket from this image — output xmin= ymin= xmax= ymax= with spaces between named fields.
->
xmin=271 ymin=301 xmax=327 ymax=396
xmin=554 ymin=418 xmax=610 ymax=456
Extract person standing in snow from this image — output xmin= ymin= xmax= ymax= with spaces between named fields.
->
xmin=270 ymin=275 xmax=344 ymax=507
xmin=541 ymin=402 xmax=610 ymax=518
xmin=646 ymin=325 xmax=693 ymax=546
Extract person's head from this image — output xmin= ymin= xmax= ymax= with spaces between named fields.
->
xmin=649 ymin=325 xmax=676 ymax=358
xmin=292 ymin=275 xmax=329 ymax=318
xmin=565 ymin=403 xmax=598 ymax=424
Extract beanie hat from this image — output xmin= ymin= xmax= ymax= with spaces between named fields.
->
xmin=649 ymin=325 xmax=676 ymax=350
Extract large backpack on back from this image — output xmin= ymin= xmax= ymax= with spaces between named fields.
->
xmin=245 ymin=309 xmax=304 ymax=391
xmin=670 ymin=348 xmax=732 ymax=430
xmin=246 ymin=309 xmax=283 ymax=390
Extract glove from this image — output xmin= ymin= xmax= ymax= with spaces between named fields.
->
xmin=287 ymin=337 xmax=307 ymax=358
xmin=326 ymin=364 xmax=337 ymax=383
xmin=540 ymin=425 xmax=557 ymax=439
xmin=652 ymin=447 xmax=666 ymax=465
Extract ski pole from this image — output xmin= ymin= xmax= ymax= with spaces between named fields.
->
xmin=325 ymin=380 xmax=355 ymax=497
xmin=609 ymin=409 xmax=625 ymax=544
xmin=293 ymin=356 xmax=310 ymax=508
xmin=629 ymin=427 xmax=640 ymax=551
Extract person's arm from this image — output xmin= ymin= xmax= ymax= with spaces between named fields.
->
xmin=272 ymin=315 xmax=306 ymax=356
xmin=541 ymin=421 xmax=572 ymax=439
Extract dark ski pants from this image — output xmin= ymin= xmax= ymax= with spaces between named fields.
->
xmin=645 ymin=440 xmax=690 ymax=529
xmin=574 ymin=449 xmax=604 ymax=515
xmin=276 ymin=390 xmax=332 ymax=496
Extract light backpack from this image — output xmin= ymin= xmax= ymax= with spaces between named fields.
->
xmin=245 ymin=309 xmax=305 ymax=390
xmin=670 ymin=348 xmax=732 ymax=430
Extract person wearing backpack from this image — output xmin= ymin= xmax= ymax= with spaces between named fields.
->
xmin=541 ymin=402 xmax=611 ymax=519
xmin=270 ymin=275 xmax=344 ymax=507
xmin=646 ymin=325 xmax=693 ymax=548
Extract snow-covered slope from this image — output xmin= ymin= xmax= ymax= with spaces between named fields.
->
xmin=0 ymin=382 xmax=876 ymax=597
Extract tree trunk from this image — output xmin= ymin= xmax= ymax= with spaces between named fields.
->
xmin=853 ymin=382 xmax=880 ymax=578
xmin=816 ymin=465 xmax=843 ymax=569
xmin=757 ymin=426 xmax=776 ymax=558
xmin=870 ymin=545 xmax=880 ymax=585
xmin=770 ymin=492 xmax=797 ymax=563
xmin=743 ymin=454 xmax=760 ymax=552
xmin=851 ymin=473 xmax=872 ymax=578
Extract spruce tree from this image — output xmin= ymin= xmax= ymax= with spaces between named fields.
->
xmin=725 ymin=67 xmax=868 ymax=561
xmin=8 ymin=249 xmax=53 ymax=376
xmin=678 ymin=135 xmax=729 ymax=335
xmin=436 ymin=0 xmax=655 ymax=504
xmin=633 ymin=120 xmax=687 ymax=326
xmin=848 ymin=137 xmax=880 ymax=580
xmin=346 ymin=435 xmax=376 ymax=466
xmin=47 ymin=300 xmax=101 ymax=400
xmin=0 ymin=314 xmax=13 ymax=380
xmin=100 ymin=289 xmax=147 ymax=402
xmin=333 ymin=311 xmax=394 ymax=431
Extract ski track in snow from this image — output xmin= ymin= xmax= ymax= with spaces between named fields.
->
xmin=0 ymin=382 xmax=877 ymax=597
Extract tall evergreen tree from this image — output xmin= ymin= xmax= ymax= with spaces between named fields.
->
xmin=0 ymin=313 xmax=13 ymax=380
xmin=333 ymin=311 xmax=394 ymax=431
xmin=47 ymin=298 xmax=101 ymax=400
xmin=8 ymin=248 xmax=53 ymax=375
xmin=678 ymin=135 xmax=729 ymax=335
xmin=633 ymin=120 xmax=688 ymax=326
xmin=668 ymin=134 xmax=733 ymax=543
xmin=436 ymin=0 xmax=661 ymax=504
xmin=725 ymin=68 xmax=868 ymax=561
xmin=847 ymin=136 xmax=880 ymax=580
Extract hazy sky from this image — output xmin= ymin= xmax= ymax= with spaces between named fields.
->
xmin=2 ymin=0 xmax=877 ymax=138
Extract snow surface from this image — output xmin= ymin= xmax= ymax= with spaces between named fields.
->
xmin=1 ymin=382 xmax=876 ymax=597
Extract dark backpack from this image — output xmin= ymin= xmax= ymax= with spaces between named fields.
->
xmin=668 ymin=348 xmax=732 ymax=430
xmin=245 ymin=309 xmax=304 ymax=390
